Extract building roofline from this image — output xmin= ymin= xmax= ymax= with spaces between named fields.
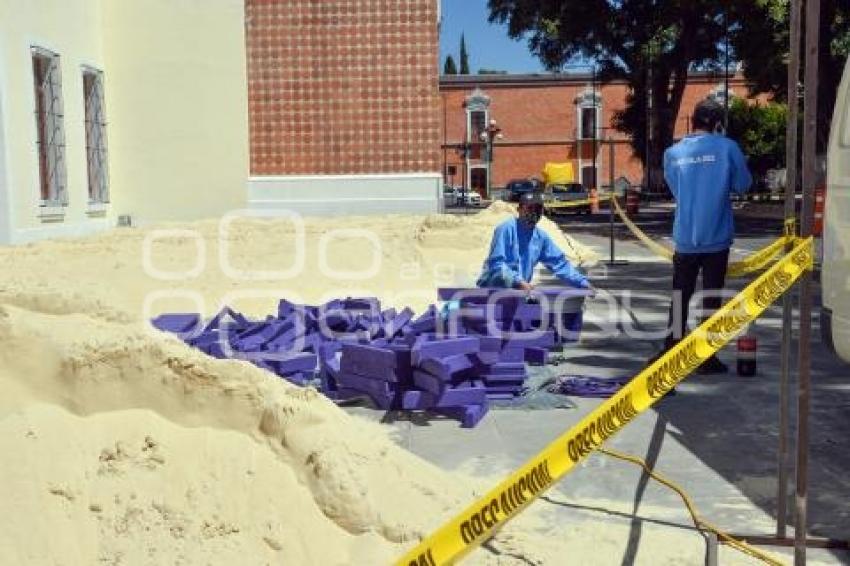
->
xmin=439 ymin=70 xmax=746 ymax=89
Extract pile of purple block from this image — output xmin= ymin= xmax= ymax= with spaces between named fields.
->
xmin=151 ymin=287 xmax=586 ymax=428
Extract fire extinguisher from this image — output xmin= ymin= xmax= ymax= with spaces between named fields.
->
xmin=737 ymin=335 xmax=757 ymax=377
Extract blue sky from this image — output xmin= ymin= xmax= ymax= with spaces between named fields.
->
xmin=439 ymin=0 xmax=545 ymax=74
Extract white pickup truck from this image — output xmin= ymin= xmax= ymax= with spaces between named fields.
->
xmin=823 ymin=55 xmax=850 ymax=363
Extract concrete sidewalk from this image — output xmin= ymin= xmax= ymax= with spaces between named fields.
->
xmin=345 ymin=228 xmax=850 ymax=565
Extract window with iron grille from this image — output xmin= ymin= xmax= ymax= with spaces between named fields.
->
xmin=32 ymin=47 xmax=67 ymax=206
xmin=83 ymin=67 xmax=108 ymax=204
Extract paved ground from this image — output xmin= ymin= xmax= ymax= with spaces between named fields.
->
xmin=347 ymin=204 xmax=850 ymax=565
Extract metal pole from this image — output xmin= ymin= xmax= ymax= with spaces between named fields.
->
xmin=724 ymin=7 xmax=730 ymax=129
xmin=592 ymin=66 xmax=598 ymax=193
xmin=609 ymin=137 xmax=615 ymax=262
xmin=795 ymin=0 xmax=820 ymax=563
xmin=777 ymin=0 xmax=803 ymax=540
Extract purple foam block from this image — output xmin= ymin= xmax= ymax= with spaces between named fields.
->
xmin=340 ymin=343 xmax=411 ymax=382
xmin=202 ymin=306 xmax=249 ymax=334
xmin=272 ymin=352 xmax=318 ymax=374
xmin=320 ymin=309 xmax=353 ymax=331
xmin=498 ymin=346 xmax=526 ymax=363
xmin=418 ymin=354 xmax=474 ymax=381
xmin=337 ymin=372 xmax=395 ymax=407
xmin=525 ymin=347 xmax=548 ymax=365
xmin=412 ymin=336 xmax=480 ymax=365
xmin=237 ymin=320 xmax=295 ymax=351
xmin=277 ymin=299 xmax=296 ymax=320
xmin=413 ymin=370 xmax=445 ymax=396
xmin=382 ymin=307 xmax=415 ymax=340
xmin=439 ymin=403 xmax=489 ymax=428
xmin=503 ymin=330 xmax=556 ymax=350
xmin=152 ymin=313 xmax=200 ymax=334
xmin=342 ymin=297 xmax=381 ymax=312
xmin=488 ymin=362 xmax=527 ymax=375
xmin=409 ymin=314 xmax=437 ymax=334
xmin=427 ymin=380 xmax=487 ymax=407
xmin=485 ymin=383 xmax=525 ymax=394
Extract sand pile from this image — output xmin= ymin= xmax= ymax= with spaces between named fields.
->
xmin=0 ymin=205 xmax=777 ymax=564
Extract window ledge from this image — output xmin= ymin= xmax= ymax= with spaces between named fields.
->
xmin=38 ymin=204 xmax=66 ymax=222
xmin=86 ymin=202 xmax=109 ymax=216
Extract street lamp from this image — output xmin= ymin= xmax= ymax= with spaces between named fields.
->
xmin=479 ymin=119 xmax=503 ymax=198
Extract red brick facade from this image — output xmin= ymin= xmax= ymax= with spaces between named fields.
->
xmin=440 ymin=73 xmax=767 ymax=196
xmin=245 ymin=0 xmax=441 ymax=176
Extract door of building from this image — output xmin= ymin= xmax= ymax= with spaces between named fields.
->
xmin=470 ymin=167 xmax=487 ymax=198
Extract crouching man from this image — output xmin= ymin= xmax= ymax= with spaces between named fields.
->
xmin=477 ymin=192 xmax=592 ymax=292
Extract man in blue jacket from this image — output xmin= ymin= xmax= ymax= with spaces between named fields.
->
xmin=477 ymin=191 xmax=591 ymax=291
xmin=661 ymin=99 xmax=752 ymax=373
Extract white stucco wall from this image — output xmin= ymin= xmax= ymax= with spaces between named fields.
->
xmin=0 ymin=0 xmax=250 ymax=243
xmin=0 ymin=0 xmax=109 ymax=243
xmin=102 ymin=0 xmax=249 ymax=226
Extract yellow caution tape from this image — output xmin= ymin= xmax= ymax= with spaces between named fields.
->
xmin=544 ymin=194 xmax=611 ymax=210
xmin=610 ymin=196 xmax=796 ymax=277
xmin=396 ymin=237 xmax=813 ymax=566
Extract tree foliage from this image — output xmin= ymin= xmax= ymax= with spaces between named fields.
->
xmin=460 ymin=33 xmax=471 ymax=74
xmin=488 ymin=0 xmax=731 ymax=185
xmin=731 ymin=0 xmax=850 ymax=151
xmin=444 ymin=55 xmax=458 ymax=75
xmin=727 ymin=99 xmax=788 ymax=178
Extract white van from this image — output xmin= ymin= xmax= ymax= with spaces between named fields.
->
xmin=823 ymin=56 xmax=850 ymax=363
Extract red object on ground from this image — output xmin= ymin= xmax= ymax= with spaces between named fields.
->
xmin=590 ymin=188 xmax=600 ymax=214
xmin=737 ymin=335 xmax=758 ymax=377
xmin=626 ymin=188 xmax=640 ymax=217
xmin=813 ymin=185 xmax=825 ymax=237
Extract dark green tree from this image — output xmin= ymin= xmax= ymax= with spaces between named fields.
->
xmin=460 ymin=33 xmax=471 ymax=74
xmin=488 ymin=1 xmax=732 ymax=186
xmin=727 ymin=98 xmax=788 ymax=179
xmin=731 ymin=0 xmax=850 ymax=151
xmin=444 ymin=55 xmax=458 ymax=75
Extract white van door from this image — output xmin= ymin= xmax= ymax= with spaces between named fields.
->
xmin=823 ymin=56 xmax=850 ymax=363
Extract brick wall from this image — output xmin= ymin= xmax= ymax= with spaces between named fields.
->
xmin=246 ymin=0 xmax=441 ymax=176
xmin=440 ymin=74 xmax=766 ymax=193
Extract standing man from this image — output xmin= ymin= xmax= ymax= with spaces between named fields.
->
xmin=477 ymin=192 xmax=592 ymax=291
xmin=659 ymin=99 xmax=752 ymax=373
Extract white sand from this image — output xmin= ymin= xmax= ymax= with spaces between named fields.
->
xmin=0 ymin=205 xmax=789 ymax=565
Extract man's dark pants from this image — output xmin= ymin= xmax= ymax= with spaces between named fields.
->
xmin=665 ymin=249 xmax=730 ymax=350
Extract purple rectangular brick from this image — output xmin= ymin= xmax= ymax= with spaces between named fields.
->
xmin=272 ymin=352 xmax=318 ymax=374
xmin=342 ymin=297 xmax=381 ymax=312
xmin=488 ymin=362 xmax=527 ymax=375
xmin=152 ymin=313 xmax=200 ymax=334
xmin=340 ymin=343 xmax=411 ymax=382
xmin=438 ymin=403 xmax=490 ymax=428
xmin=418 ymin=354 xmax=474 ymax=381
xmin=409 ymin=314 xmax=437 ymax=334
xmin=202 ymin=306 xmax=249 ymax=334
xmin=382 ymin=307 xmax=415 ymax=340
xmin=337 ymin=372 xmax=396 ymax=407
xmin=498 ymin=346 xmax=526 ymax=363
xmin=277 ymin=299 xmax=296 ymax=320
xmin=485 ymin=384 xmax=525 ymax=394
xmin=503 ymin=330 xmax=556 ymax=350
xmin=320 ymin=309 xmax=353 ymax=331
xmin=412 ymin=370 xmax=445 ymax=396
xmin=429 ymin=380 xmax=487 ymax=407
xmin=412 ymin=337 xmax=480 ymax=365
xmin=524 ymin=347 xmax=548 ymax=365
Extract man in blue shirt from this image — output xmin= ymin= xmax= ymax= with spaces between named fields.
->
xmin=477 ymin=192 xmax=591 ymax=291
xmin=660 ymin=99 xmax=752 ymax=374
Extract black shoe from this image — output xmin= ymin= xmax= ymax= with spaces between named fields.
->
xmin=697 ymin=356 xmax=729 ymax=375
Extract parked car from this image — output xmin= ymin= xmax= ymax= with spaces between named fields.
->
xmin=455 ymin=187 xmax=482 ymax=207
xmin=505 ymin=178 xmax=537 ymax=202
xmin=548 ymin=182 xmax=591 ymax=214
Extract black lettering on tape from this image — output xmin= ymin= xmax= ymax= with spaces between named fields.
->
xmin=460 ymin=521 xmax=474 ymax=545
xmin=470 ymin=514 xmax=484 ymax=537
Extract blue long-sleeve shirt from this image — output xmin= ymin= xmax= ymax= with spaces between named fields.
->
xmin=663 ymin=133 xmax=753 ymax=253
xmin=477 ymin=218 xmax=589 ymax=288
